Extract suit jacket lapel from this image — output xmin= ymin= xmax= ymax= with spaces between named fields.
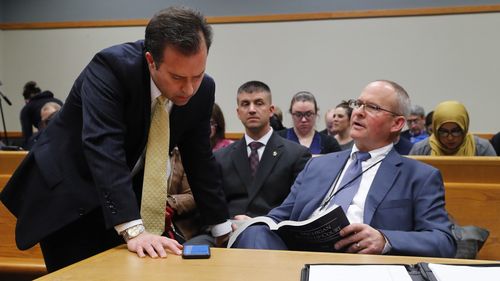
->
xmin=298 ymin=151 xmax=350 ymax=220
xmin=247 ymin=133 xmax=283 ymax=202
xmin=231 ymin=139 xmax=253 ymax=192
xmin=364 ymin=149 xmax=402 ymax=224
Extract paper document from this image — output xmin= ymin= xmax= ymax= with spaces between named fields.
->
xmin=428 ymin=263 xmax=500 ymax=281
xmin=307 ymin=264 xmax=412 ymax=281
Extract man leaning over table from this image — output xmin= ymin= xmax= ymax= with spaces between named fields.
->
xmin=232 ymin=80 xmax=456 ymax=258
xmin=1 ymin=7 xmax=231 ymax=272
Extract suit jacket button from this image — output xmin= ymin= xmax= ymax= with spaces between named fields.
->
xmin=78 ymin=208 xmax=85 ymax=216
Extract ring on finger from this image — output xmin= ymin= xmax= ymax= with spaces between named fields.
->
xmin=355 ymin=242 xmax=361 ymax=249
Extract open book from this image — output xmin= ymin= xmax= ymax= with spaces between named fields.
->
xmin=227 ymin=206 xmax=349 ymax=252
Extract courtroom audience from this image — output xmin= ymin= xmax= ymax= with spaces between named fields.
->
xmin=270 ymin=106 xmax=285 ymax=131
xmin=401 ymin=104 xmax=429 ymax=144
xmin=25 ymin=102 xmax=62 ymax=150
xmin=233 ymin=79 xmax=456 ymax=258
xmin=165 ymin=147 xmax=201 ymax=242
xmin=278 ymin=91 xmax=341 ymax=154
xmin=187 ymin=80 xmax=311 ymax=246
xmin=490 ymin=132 xmax=500 ymax=156
xmin=210 ymin=103 xmax=233 ymax=151
xmin=410 ymin=101 xmax=496 ymax=156
xmin=331 ymin=101 xmax=354 ymax=150
xmin=425 ymin=111 xmax=434 ymax=135
xmin=19 ymin=81 xmax=63 ymax=148
xmin=319 ymin=107 xmax=335 ymax=136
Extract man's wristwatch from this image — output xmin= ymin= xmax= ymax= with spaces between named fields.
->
xmin=120 ymin=224 xmax=145 ymax=242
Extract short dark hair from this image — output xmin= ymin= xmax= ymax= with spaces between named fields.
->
xmin=22 ymin=81 xmax=41 ymax=100
xmin=145 ymin=6 xmax=213 ymax=65
xmin=289 ymin=91 xmax=318 ymax=114
xmin=237 ymin=80 xmax=272 ymax=103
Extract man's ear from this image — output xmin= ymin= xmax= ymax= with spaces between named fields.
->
xmin=391 ymin=116 xmax=406 ymax=133
xmin=145 ymin=52 xmax=156 ymax=70
xmin=269 ymin=104 xmax=275 ymax=118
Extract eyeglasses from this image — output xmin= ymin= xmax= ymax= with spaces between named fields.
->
xmin=347 ymin=99 xmax=402 ymax=116
xmin=291 ymin=111 xmax=316 ymax=119
xmin=407 ymin=118 xmax=422 ymax=125
xmin=437 ymin=128 xmax=463 ymax=137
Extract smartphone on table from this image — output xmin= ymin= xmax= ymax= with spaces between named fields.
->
xmin=182 ymin=245 xmax=211 ymax=259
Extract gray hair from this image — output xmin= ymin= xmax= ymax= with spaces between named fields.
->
xmin=377 ymin=80 xmax=411 ymax=118
xmin=410 ymin=104 xmax=425 ymax=117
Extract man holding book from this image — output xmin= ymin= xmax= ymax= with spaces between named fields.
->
xmin=232 ymin=80 xmax=456 ymax=258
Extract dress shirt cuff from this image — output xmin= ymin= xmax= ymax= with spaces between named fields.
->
xmin=380 ymin=232 xmax=392 ymax=254
xmin=210 ymin=220 xmax=232 ymax=237
xmin=114 ymin=219 xmax=143 ymax=234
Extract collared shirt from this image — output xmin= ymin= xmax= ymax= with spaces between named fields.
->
xmin=244 ymin=127 xmax=274 ymax=159
xmin=116 ymin=79 xmax=231 ymax=237
xmin=410 ymin=132 xmax=429 ymax=144
xmin=310 ymin=142 xmax=394 ymax=253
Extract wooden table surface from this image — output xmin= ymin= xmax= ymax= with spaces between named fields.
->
xmin=35 ymin=246 xmax=497 ymax=281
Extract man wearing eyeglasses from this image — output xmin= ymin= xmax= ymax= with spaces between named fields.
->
xmin=400 ymin=105 xmax=429 ymax=144
xmin=232 ymin=80 xmax=456 ymax=258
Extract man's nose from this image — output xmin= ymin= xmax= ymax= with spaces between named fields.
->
xmin=182 ymin=81 xmax=195 ymax=97
xmin=248 ymin=103 xmax=257 ymax=112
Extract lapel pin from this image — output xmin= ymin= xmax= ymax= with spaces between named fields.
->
xmin=273 ymin=151 xmax=277 ymax=157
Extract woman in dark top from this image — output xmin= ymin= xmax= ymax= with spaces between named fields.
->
xmin=278 ymin=91 xmax=341 ymax=155
xmin=19 ymin=81 xmax=63 ymax=148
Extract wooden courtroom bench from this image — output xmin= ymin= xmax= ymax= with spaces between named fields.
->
xmin=0 ymin=151 xmax=46 ymax=280
xmin=409 ymin=156 xmax=500 ymax=260
xmin=409 ymin=156 xmax=500 ymax=184
xmin=0 ymin=151 xmax=28 ymax=189
xmin=445 ymin=182 xmax=500 ymax=260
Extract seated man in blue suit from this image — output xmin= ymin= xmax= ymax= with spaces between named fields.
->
xmin=188 ymin=81 xmax=311 ymax=245
xmin=232 ymin=80 xmax=456 ymax=258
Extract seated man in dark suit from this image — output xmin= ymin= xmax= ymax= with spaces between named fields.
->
xmin=232 ymin=80 xmax=456 ymax=258
xmin=400 ymin=104 xmax=429 ymax=144
xmin=187 ymin=80 xmax=311 ymax=245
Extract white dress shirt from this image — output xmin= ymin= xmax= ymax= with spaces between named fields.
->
xmin=244 ymin=127 xmax=274 ymax=159
xmin=310 ymin=143 xmax=394 ymax=253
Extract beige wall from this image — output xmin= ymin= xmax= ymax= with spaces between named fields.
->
xmin=1 ymin=12 xmax=499 ymax=133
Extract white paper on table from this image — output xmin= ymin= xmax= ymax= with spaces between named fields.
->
xmin=307 ymin=264 xmax=412 ymax=281
xmin=428 ymin=263 xmax=500 ymax=281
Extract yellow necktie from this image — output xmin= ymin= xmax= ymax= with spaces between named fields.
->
xmin=141 ymin=96 xmax=170 ymax=235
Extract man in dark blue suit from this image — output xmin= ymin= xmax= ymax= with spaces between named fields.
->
xmin=1 ymin=7 xmax=230 ymax=272
xmin=233 ymin=80 xmax=456 ymax=258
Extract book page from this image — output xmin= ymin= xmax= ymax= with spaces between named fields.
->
xmin=276 ymin=205 xmax=340 ymax=228
xmin=307 ymin=265 xmax=412 ymax=281
xmin=227 ymin=216 xmax=277 ymax=248
xmin=428 ymin=263 xmax=500 ymax=281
